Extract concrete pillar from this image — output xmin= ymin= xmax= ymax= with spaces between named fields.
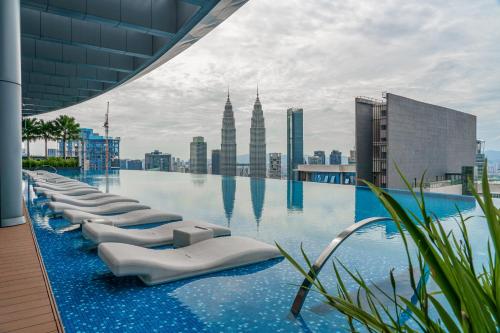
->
xmin=0 ymin=0 xmax=25 ymax=227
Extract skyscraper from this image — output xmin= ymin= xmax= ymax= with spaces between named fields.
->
xmin=190 ymin=136 xmax=207 ymax=174
xmin=313 ymin=151 xmax=326 ymax=164
xmin=221 ymin=91 xmax=237 ymax=176
xmin=145 ymin=150 xmax=171 ymax=171
xmin=330 ymin=150 xmax=342 ymax=165
xmin=287 ymin=108 xmax=303 ymax=180
xmin=249 ymin=87 xmax=266 ymax=178
xmin=211 ymin=149 xmax=221 ymax=175
xmin=268 ymin=153 xmax=282 ymax=179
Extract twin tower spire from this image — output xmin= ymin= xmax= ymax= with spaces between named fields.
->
xmin=220 ymin=87 xmax=266 ymax=177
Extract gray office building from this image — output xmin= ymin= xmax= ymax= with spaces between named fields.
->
xmin=287 ymin=108 xmax=304 ymax=180
xmin=330 ymin=150 xmax=342 ymax=165
xmin=145 ymin=150 xmax=171 ymax=171
xmin=190 ymin=136 xmax=207 ymax=174
xmin=211 ymin=149 xmax=221 ymax=175
xmin=355 ymin=93 xmax=476 ymax=189
xmin=221 ymin=92 xmax=237 ymax=176
xmin=269 ymin=153 xmax=281 ymax=179
xmin=249 ymin=89 xmax=266 ymax=178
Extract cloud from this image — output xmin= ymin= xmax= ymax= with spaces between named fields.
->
xmin=34 ymin=0 xmax=500 ymax=159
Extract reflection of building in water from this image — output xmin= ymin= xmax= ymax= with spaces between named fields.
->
xmin=191 ymin=174 xmax=207 ymax=187
xmin=287 ymin=181 xmax=303 ymax=211
xmin=250 ymin=178 xmax=266 ymax=227
xmin=354 ymin=186 xmax=476 ymax=238
xmin=221 ymin=176 xmax=236 ymax=225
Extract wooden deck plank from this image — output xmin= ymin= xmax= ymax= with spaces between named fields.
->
xmin=0 ymin=204 xmax=64 ymax=332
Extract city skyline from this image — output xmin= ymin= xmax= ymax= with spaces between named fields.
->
xmin=30 ymin=0 xmax=500 ymax=159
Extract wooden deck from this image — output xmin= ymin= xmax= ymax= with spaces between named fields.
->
xmin=0 ymin=207 xmax=64 ymax=333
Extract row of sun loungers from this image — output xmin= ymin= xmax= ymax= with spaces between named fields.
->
xmin=24 ymin=170 xmax=282 ymax=285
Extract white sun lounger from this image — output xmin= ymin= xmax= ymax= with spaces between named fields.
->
xmin=35 ymin=183 xmax=96 ymax=191
xmin=48 ymin=195 xmax=138 ymax=207
xmin=98 ymin=236 xmax=282 ymax=285
xmin=83 ymin=220 xmax=231 ymax=247
xmin=63 ymin=209 xmax=182 ymax=225
xmin=51 ymin=192 xmax=121 ymax=202
xmin=46 ymin=201 xmax=150 ymax=215
xmin=35 ymin=187 xmax=101 ymax=197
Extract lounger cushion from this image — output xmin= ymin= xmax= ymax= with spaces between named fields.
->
xmin=35 ymin=187 xmax=101 ymax=197
xmin=50 ymin=192 xmax=120 ymax=201
xmin=48 ymin=195 xmax=138 ymax=207
xmin=83 ymin=220 xmax=231 ymax=247
xmin=46 ymin=201 xmax=150 ymax=215
xmin=98 ymin=236 xmax=282 ymax=285
xmin=63 ymin=209 xmax=182 ymax=225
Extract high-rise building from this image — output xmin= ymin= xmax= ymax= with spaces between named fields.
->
xmin=221 ymin=91 xmax=237 ymax=176
xmin=127 ymin=160 xmax=143 ymax=170
xmin=48 ymin=148 xmax=58 ymax=157
xmin=475 ymin=140 xmax=486 ymax=180
xmin=268 ymin=153 xmax=282 ymax=179
xmin=211 ymin=149 xmax=221 ymax=175
xmin=287 ymin=108 xmax=304 ymax=180
xmin=313 ymin=151 xmax=325 ymax=164
xmin=145 ymin=150 xmax=171 ymax=171
xmin=355 ymin=93 xmax=476 ymax=189
xmin=308 ymin=156 xmax=322 ymax=165
xmin=61 ymin=128 xmax=120 ymax=170
xmin=249 ymin=88 xmax=266 ymax=178
xmin=190 ymin=136 xmax=207 ymax=174
xmin=329 ymin=150 xmax=342 ymax=165
xmin=348 ymin=149 xmax=356 ymax=164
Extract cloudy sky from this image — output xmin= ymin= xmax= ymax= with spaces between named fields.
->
xmin=34 ymin=0 xmax=500 ymax=160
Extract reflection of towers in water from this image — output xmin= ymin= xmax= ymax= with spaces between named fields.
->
xmin=221 ymin=176 xmax=236 ymax=226
xmin=250 ymin=178 xmax=266 ymax=228
xmin=191 ymin=174 xmax=207 ymax=187
xmin=221 ymin=91 xmax=237 ymax=176
xmin=287 ymin=181 xmax=303 ymax=211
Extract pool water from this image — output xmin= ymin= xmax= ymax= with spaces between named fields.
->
xmin=25 ymin=170 xmax=491 ymax=332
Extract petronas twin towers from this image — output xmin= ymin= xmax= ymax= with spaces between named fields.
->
xmin=220 ymin=88 xmax=266 ymax=178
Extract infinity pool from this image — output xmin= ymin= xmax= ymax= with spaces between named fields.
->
xmin=25 ymin=170 xmax=490 ymax=332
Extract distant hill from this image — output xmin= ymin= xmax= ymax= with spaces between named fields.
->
xmin=486 ymin=150 xmax=500 ymax=163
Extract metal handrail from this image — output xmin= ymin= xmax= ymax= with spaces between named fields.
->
xmin=291 ymin=216 xmax=393 ymax=316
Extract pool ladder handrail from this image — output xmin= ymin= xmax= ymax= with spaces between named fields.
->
xmin=35 ymin=165 xmax=58 ymax=173
xmin=291 ymin=216 xmax=394 ymax=316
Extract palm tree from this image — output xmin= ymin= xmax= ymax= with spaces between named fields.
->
xmin=22 ymin=118 xmax=40 ymax=158
xmin=38 ymin=120 xmax=58 ymax=159
xmin=54 ymin=115 xmax=80 ymax=158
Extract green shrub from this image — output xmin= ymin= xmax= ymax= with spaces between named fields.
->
xmin=22 ymin=157 xmax=78 ymax=169
xmin=278 ymin=163 xmax=499 ymax=332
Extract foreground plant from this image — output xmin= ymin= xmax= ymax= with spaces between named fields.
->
xmin=278 ymin=163 xmax=499 ymax=332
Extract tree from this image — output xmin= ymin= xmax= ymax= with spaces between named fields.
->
xmin=54 ymin=115 xmax=80 ymax=159
xmin=22 ymin=118 xmax=40 ymax=158
xmin=38 ymin=119 xmax=59 ymax=159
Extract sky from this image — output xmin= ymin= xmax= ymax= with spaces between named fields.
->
xmin=33 ymin=0 xmax=500 ymax=160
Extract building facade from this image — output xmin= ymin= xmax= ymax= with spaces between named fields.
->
xmin=297 ymin=164 xmax=356 ymax=185
xmin=221 ymin=92 xmax=237 ymax=176
xmin=61 ymin=128 xmax=120 ymax=170
xmin=287 ymin=108 xmax=304 ymax=180
xmin=308 ymin=156 xmax=322 ymax=165
xmin=475 ymin=140 xmax=486 ymax=180
xmin=268 ymin=153 xmax=282 ymax=179
xmin=348 ymin=149 xmax=356 ymax=164
xmin=211 ymin=149 xmax=221 ymax=175
xmin=355 ymin=93 xmax=476 ymax=189
xmin=313 ymin=151 xmax=326 ymax=164
xmin=249 ymin=90 xmax=266 ymax=178
xmin=145 ymin=150 xmax=171 ymax=171
xmin=329 ymin=150 xmax=342 ymax=165
xmin=190 ymin=136 xmax=207 ymax=174
xmin=128 ymin=160 xmax=143 ymax=170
